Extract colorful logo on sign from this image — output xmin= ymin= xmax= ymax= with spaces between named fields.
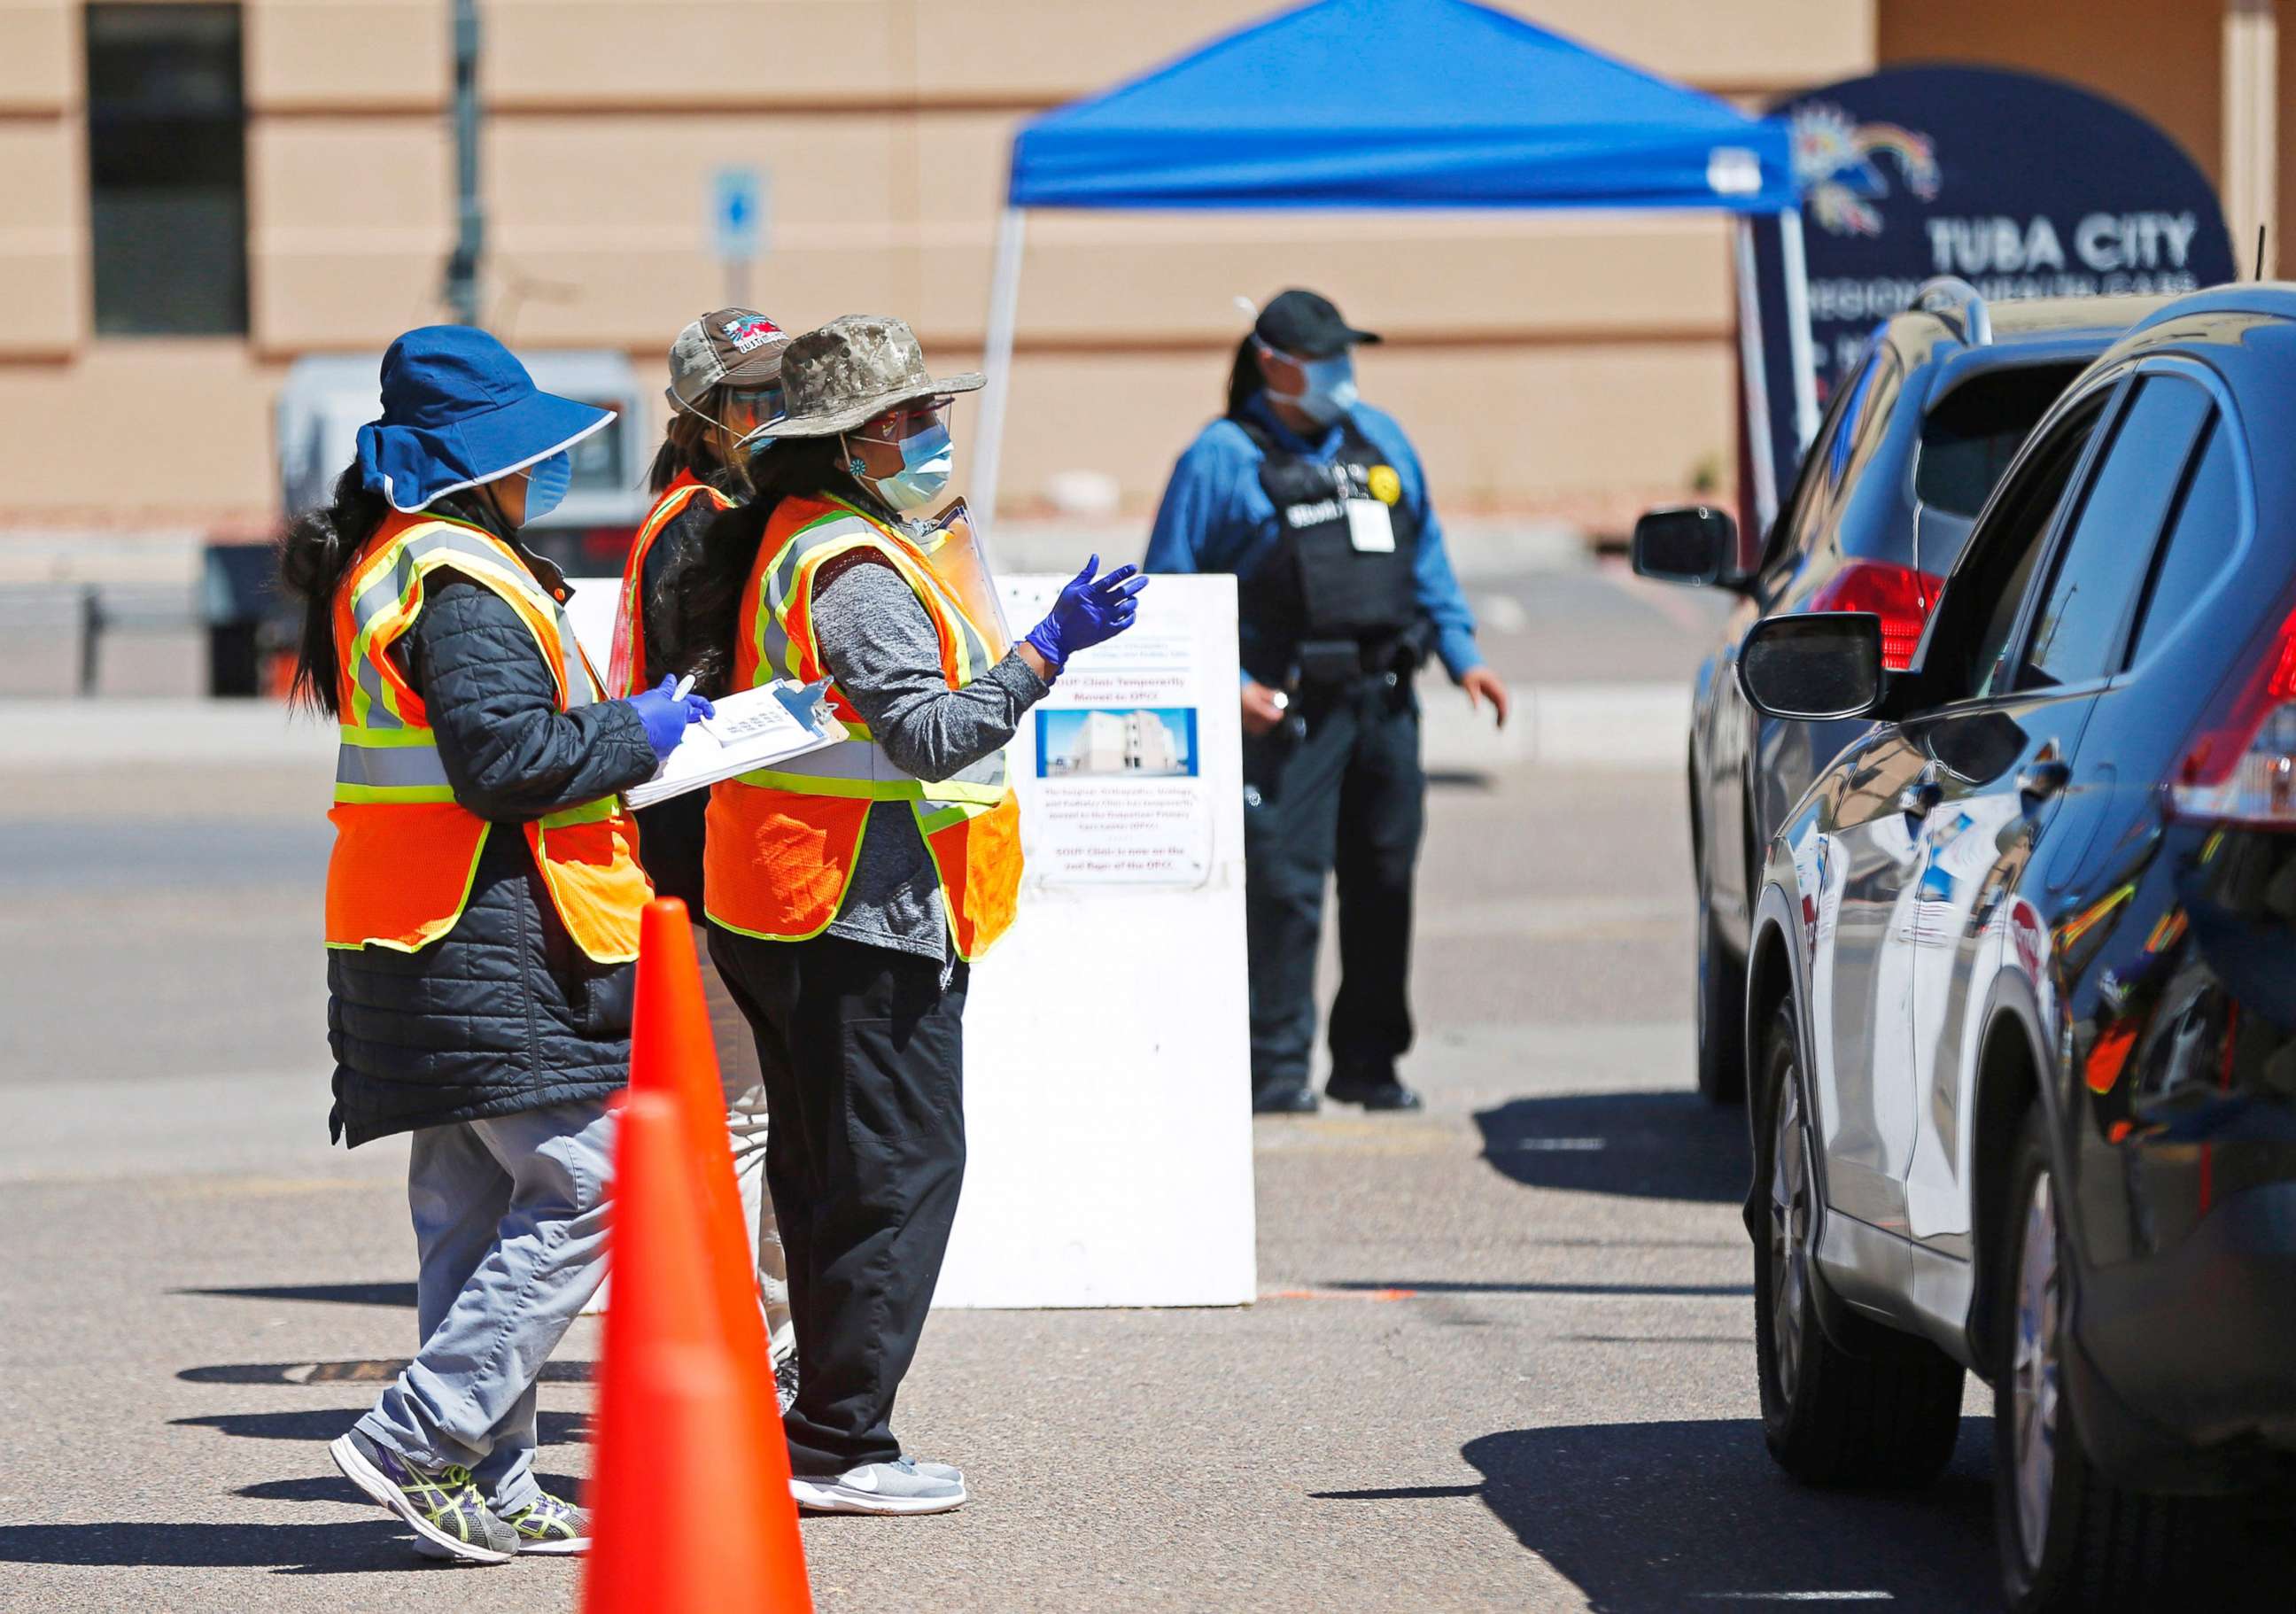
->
xmin=1792 ymin=103 xmax=1941 ymax=238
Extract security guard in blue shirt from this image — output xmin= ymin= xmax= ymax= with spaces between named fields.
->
xmin=1147 ymin=289 xmax=1508 ymax=1114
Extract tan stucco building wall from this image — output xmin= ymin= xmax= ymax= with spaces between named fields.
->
xmin=0 ymin=0 xmax=2266 ymax=546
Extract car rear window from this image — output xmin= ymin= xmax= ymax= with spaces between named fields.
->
xmin=1916 ymin=362 xmax=2090 ymax=518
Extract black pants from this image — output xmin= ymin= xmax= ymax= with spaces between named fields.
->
xmin=706 ymin=928 xmax=967 ymax=1475
xmin=1242 ymin=673 xmax=1425 ymax=1096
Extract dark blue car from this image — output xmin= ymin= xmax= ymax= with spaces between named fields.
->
xmin=1634 ymin=281 xmax=2172 ymax=1104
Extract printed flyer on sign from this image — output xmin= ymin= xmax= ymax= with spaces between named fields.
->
xmin=1000 ymin=576 xmax=1218 ymax=888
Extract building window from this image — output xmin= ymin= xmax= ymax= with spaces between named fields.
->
xmin=85 ymin=4 xmax=247 ymax=336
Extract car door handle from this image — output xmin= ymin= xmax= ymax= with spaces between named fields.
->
xmin=2017 ymin=757 xmax=2072 ymax=804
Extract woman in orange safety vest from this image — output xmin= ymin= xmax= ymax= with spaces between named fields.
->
xmin=609 ymin=307 xmax=798 ymax=1398
xmin=672 ymin=314 xmax=1146 ymax=1517
xmin=275 ymin=324 xmax=710 ymax=1564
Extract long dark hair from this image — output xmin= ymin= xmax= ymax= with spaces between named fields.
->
xmin=1224 ymin=333 xmax=1266 ymax=422
xmin=673 ymin=434 xmax=895 ymax=695
xmin=275 ymin=462 xmax=513 ymax=716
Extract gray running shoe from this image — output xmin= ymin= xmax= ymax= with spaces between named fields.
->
xmin=328 ymin=1429 xmax=517 ymax=1564
xmin=904 ymin=1455 xmax=963 ymax=1485
xmin=500 ymin=1489 xmax=591 ymax=1555
xmin=412 ymin=1486 xmax=589 ymax=1559
xmin=789 ymin=1456 xmax=967 ymax=1515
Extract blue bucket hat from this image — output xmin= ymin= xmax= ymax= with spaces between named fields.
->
xmin=355 ymin=325 xmax=616 ymax=513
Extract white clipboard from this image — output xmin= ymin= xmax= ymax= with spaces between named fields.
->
xmin=624 ymin=679 xmax=846 ymax=809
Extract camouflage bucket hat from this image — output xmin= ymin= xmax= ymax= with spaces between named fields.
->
xmin=751 ymin=314 xmax=984 ymax=438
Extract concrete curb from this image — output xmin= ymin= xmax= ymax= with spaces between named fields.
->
xmin=1 ymin=687 xmax=1689 ymax=774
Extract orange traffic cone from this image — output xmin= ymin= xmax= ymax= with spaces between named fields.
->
xmin=583 ymin=904 xmax=812 ymax=1614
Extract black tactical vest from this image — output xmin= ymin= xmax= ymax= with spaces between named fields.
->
xmin=1233 ymin=414 xmax=1421 ymax=679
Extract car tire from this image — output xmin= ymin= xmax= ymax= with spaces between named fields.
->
xmin=1695 ymin=877 xmax=1747 ymax=1106
xmin=1754 ymin=999 xmax=1964 ymax=1486
xmin=1993 ymin=1106 xmax=2211 ymax=1612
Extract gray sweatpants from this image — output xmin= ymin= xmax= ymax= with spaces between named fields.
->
xmin=355 ymin=1094 xmax=614 ymax=1513
xmin=571 ymin=926 xmax=793 ymax=1361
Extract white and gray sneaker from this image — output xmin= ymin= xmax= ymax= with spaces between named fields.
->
xmin=789 ymin=1456 xmax=967 ymax=1515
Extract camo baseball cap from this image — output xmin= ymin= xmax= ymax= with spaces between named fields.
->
xmin=665 ymin=308 xmax=792 ymax=416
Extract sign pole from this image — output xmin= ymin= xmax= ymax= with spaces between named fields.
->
xmin=444 ymin=0 xmax=483 ymax=325
xmin=1734 ymin=217 xmax=1780 ymax=537
xmin=1778 ymin=208 xmax=1820 ymax=452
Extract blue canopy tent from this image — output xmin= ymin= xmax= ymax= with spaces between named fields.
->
xmin=973 ymin=0 xmax=1819 ymax=532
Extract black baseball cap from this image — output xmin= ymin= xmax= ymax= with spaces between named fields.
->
xmin=1253 ymin=289 xmax=1381 ymax=359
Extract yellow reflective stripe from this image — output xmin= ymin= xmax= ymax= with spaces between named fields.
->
xmin=733 ymin=768 xmax=915 ymax=800
xmin=915 ymin=802 xmax=973 ymax=834
xmin=754 ymin=510 xmax=850 ymax=688
xmin=332 ymin=782 xmax=459 ymax=804
xmin=919 ymin=780 xmax=1008 ymax=807
xmin=539 ymin=796 xmax=621 ymax=828
xmin=337 ymin=726 xmax=438 ymax=749
xmin=345 ymin=562 xmax=427 ymax=729
xmin=726 ymin=769 xmax=1008 ymax=805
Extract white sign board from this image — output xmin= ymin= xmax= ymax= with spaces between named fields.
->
xmin=935 ymin=574 xmax=1255 ymax=1307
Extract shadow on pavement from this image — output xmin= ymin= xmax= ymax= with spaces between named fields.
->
xmin=237 ymin=1470 xmax=585 ymax=1506
xmin=1323 ymin=1278 xmax=1748 ymax=1298
xmin=1454 ymin=1416 xmax=1998 ymax=1610
xmin=175 ymin=1282 xmax=418 ymax=1308
xmin=0 ymin=1520 xmax=459 ymax=1576
xmin=174 ymin=1408 xmax=589 ymax=1445
xmin=1474 ymin=1091 xmax=1750 ymax=1204
xmin=181 ymin=1358 xmax=595 ymax=1386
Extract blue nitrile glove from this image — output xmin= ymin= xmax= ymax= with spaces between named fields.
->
xmin=627 ymin=675 xmax=715 ymax=762
xmin=1023 ymin=555 xmax=1149 ymax=671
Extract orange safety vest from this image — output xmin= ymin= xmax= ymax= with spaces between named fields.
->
xmin=325 ymin=509 xmax=653 ymax=963
xmin=705 ymin=493 xmax=1022 ymax=960
xmin=608 ymin=470 xmax=734 ymax=697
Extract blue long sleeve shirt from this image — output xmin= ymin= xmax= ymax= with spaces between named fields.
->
xmin=1144 ymin=396 xmax=1484 ymax=685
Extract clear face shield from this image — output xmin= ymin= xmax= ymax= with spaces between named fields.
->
xmin=912 ymin=499 xmax=1012 ymax=660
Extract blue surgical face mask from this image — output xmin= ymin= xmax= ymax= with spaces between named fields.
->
xmin=851 ymin=421 xmax=954 ymax=512
xmin=1265 ymin=350 xmax=1358 ymax=425
xmin=516 ymin=452 xmax=572 ymax=523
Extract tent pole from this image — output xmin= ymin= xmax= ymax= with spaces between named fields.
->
xmin=974 ymin=206 xmax=1028 ymax=546
xmin=1732 ymin=217 xmax=1780 ymax=537
xmin=1778 ymin=207 xmax=1820 ymax=451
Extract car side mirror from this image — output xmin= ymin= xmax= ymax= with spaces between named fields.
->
xmin=1739 ymin=613 xmax=1887 ymax=721
xmin=1631 ymin=505 xmax=1740 ymax=587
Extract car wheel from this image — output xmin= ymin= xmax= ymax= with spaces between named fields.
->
xmin=1695 ymin=876 xmax=1747 ymax=1106
xmin=1994 ymin=1106 xmax=2210 ymax=1612
xmin=1754 ymin=999 xmax=1963 ymax=1486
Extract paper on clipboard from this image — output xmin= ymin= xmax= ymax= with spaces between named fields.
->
xmin=624 ymin=679 xmax=847 ymax=809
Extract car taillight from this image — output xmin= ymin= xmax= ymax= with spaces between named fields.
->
xmin=1806 ymin=561 xmax=1942 ymax=671
xmin=2169 ymin=605 xmax=2296 ymax=827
